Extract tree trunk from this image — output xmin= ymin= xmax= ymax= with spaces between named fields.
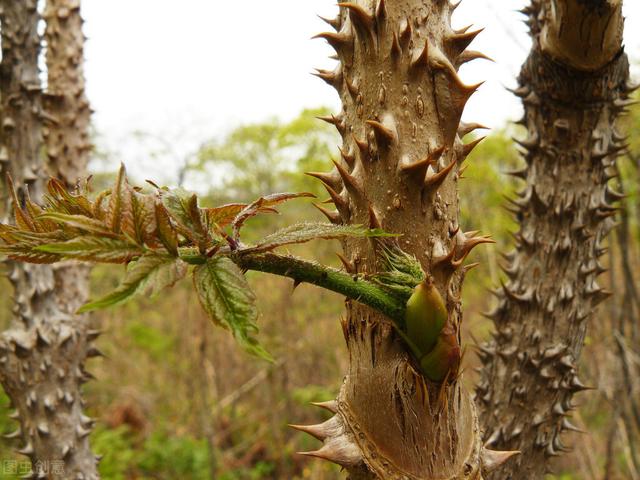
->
xmin=478 ymin=1 xmax=630 ymax=478
xmin=298 ymin=1 xmax=512 ymax=478
xmin=0 ymin=0 xmax=100 ymax=478
xmin=43 ymin=0 xmax=92 ymax=183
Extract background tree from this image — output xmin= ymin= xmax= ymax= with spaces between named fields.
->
xmin=478 ymin=1 xmax=631 ymax=478
xmin=191 ymin=107 xmax=339 ymax=202
xmin=0 ymin=0 xmax=99 ymax=477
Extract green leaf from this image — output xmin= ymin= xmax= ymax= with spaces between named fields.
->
xmin=372 ymin=246 xmax=425 ymax=298
xmin=35 ymin=236 xmax=143 ymax=263
xmin=193 ymin=256 xmax=271 ymax=361
xmin=79 ymin=254 xmax=188 ymax=312
xmin=244 ymin=222 xmax=396 ymax=253
xmin=380 ymin=245 xmax=425 ymax=282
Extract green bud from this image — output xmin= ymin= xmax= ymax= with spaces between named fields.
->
xmin=404 ymin=276 xmax=447 ymax=356
xmin=419 ymin=325 xmax=461 ymax=383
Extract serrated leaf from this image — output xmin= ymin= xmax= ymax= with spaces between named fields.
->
xmin=232 ymin=192 xmax=315 ymax=238
xmin=106 ymin=164 xmax=130 ymax=233
xmin=193 ymin=256 xmax=271 ymax=361
xmin=6 ymin=175 xmax=36 ymax=232
xmin=38 ymin=213 xmax=114 ymax=236
xmin=155 ymin=201 xmax=179 ymax=256
xmin=203 ymin=203 xmax=247 ymax=228
xmin=244 ymin=222 xmax=396 ymax=253
xmin=0 ymin=245 xmax=61 ymax=264
xmin=92 ymin=189 xmax=111 ymax=221
xmin=123 ymin=191 xmax=157 ymax=246
xmin=160 ymin=187 xmax=210 ymax=250
xmin=79 ymin=254 xmax=188 ymax=312
xmin=45 ymin=177 xmax=94 ymax=216
xmin=35 ymin=236 xmax=143 ymax=263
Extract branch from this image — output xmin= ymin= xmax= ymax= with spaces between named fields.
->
xmin=232 ymin=252 xmax=405 ymax=322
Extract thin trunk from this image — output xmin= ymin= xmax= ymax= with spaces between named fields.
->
xmin=479 ymin=1 xmax=630 ymax=478
xmin=297 ymin=1 xmax=512 ymax=478
xmin=0 ymin=0 xmax=99 ymax=478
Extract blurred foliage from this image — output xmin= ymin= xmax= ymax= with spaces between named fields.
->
xmin=1 ymin=104 xmax=639 ymax=479
xmin=189 ymin=107 xmax=340 ymax=203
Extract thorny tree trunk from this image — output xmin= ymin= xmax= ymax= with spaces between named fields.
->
xmin=0 ymin=1 xmax=100 ymax=478
xmin=297 ymin=1 xmax=513 ymax=478
xmin=478 ymin=1 xmax=630 ymax=478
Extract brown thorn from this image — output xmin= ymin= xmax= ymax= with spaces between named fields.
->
xmin=310 ymin=400 xmax=338 ymax=413
xmin=375 ymin=0 xmax=387 ymax=21
xmin=345 ymin=76 xmax=359 ymax=96
xmin=446 ymin=28 xmax=484 ymax=56
xmin=317 ymin=115 xmax=345 ymax=134
xmin=410 ymin=41 xmax=430 ymax=70
xmin=288 ymin=422 xmax=329 ymax=441
xmin=368 ymin=204 xmax=382 ymax=229
xmin=366 ymin=119 xmax=395 ymax=146
xmin=338 ymin=146 xmax=355 ymax=168
xmin=481 ymin=448 xmax=520 ymax=473
xmin=338 ymin=2 xmax=374 ymax=34
xmin=321 ymin=183 xmax=349 ymax=213
xmin=332 ymin=160 xmax=363 ymax=196
xmin=461 ymin=235 xmax=495 ymax=258
xmin=391 ymin=32 xmax=401 ymax=57
xmin=425 ymin=158 xmax=456 ymax=190
xmin=312 ymin=32 xmax=353 ymax=51
xmin=305 ymin=170 xmax=342 ymax=191
xmin=462 ymin=136 xmax=486 ymax=160
xmin=458 ymin=122 xmax=489 ymax=138
xmin=317 ymin=14 xmax=340 ymax=31
xmin=352 ymin=133 xmax=369 ymax=159
xmin=455 ymin=23 xmax=472 ymax=34
xmin=313 ymin=203 xmax=342 ymax=225
xmin=457 ymin=50 xmax=494 ymax=66
xmin=401 ymin=145 xmax=445 ymax=181
xmin=432 ymin=244 xmax=457 ymax=271
xmin=312 ymin=68 xmax=342 ymax=89
xmin=399 ymin=18 xmax=412 ymax=45
xmin=336 ymin=252 xmax=354 ymax=271
xmin=463 ymin=262 xmax=481 ymax=273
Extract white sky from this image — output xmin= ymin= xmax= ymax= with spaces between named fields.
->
xmin=82 ymin=0 xmax=640 ymax=182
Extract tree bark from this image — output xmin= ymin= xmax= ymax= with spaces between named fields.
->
xmin=478 ymin=1 xmax=630 ymax=478
xmin=299 ymin=1 xmax=511 ymax=478
xmin=0 ymin=0 xmax=100 ymax=478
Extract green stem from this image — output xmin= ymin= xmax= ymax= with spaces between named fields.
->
xmin=232 ymin=252 xmax=406 ymax=323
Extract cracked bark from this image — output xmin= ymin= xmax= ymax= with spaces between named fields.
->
xmin=478 ymin=1 xmax=630 ymax=479
xmin=0 ymin=0 xmax=99 ymax=478
xmin=295 ymin=1 xmax=514 ymax=478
